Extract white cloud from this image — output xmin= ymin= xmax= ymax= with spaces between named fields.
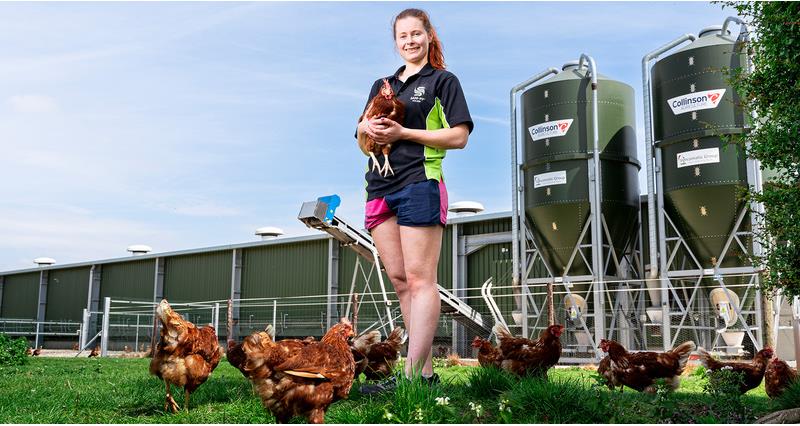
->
xmin=472 ymin=115 xmax=509 ymax=127
xmin=7 ymin=95 xmax=59 ymax=113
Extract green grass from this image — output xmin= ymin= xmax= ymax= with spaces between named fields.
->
xmin=0 ymin=358 xmax=783 ymax=423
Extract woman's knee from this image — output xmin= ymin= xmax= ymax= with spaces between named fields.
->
xmin=405 ymin=274 xmax=436 ymax=296
xmin=388 ymin=273 xmax=409 ymax=296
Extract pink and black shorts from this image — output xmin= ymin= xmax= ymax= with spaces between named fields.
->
xmin=365 ymin=179 xmax=448 ymax=231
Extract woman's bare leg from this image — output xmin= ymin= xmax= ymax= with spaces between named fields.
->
xmin=399 ymin=224 xmax=442 ymax=377
xmin=370 ymin=217 xmax=412 ymax=341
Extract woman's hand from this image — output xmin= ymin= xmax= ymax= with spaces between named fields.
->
xmin=368 ymin=118 xmax=405 ymax=145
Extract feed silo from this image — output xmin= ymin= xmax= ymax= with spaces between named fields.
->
xmin=511 ymin=55 xmax=642 ymax=360
xmin=643 ymin=17 xmax=765 ymax=354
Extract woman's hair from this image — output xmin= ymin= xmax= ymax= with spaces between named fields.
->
xmin=392 ymin=8 xmax=445 ymax=70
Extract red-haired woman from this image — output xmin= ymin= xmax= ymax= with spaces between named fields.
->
xmin=356 ymin=8 xmax=473 ymax=394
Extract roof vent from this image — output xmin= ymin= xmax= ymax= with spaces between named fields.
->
xmin=255 ymin=226 xmax=284 ymax=240
xmin=448 ymin=201 xmax=485 ymax=217
xmin=127 ymin=245 xmax=152 ymax=256
xmin=33 ymin=257 xmax=56 ymax=267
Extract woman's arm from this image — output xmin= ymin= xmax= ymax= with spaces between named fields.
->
xmin=366 ymin=117 xmax=469 ymax=150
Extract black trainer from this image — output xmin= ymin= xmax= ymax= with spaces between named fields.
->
xmin=422 ymin=372 xmax=441 ymax=387
xmin=359 ymin=375 xmax=398 ymax=395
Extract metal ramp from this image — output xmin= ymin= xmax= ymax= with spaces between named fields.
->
xmin=299 ymin=195 xmax=489 ymax=335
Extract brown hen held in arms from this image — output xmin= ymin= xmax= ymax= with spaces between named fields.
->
xmin=358 ymin=79 xmax=405 ymax=177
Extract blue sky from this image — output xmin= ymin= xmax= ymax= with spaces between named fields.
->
xmin=0 ymin=1 xmax=738 ymax=271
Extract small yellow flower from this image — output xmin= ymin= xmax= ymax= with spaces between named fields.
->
xmin=435 ymin=396 xmax=450 ymax=406
xmin=383 ymin=410 xmax=394 ymax=420
xmin=414 ymin=407 xmax=424 ymax=421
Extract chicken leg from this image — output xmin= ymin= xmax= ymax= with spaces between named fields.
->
xmin=380 ymin=155 xmax=394 ymax=177
xmin=164 ymin=382 xmax=180 ymax=413
xmin=369 ymin=152 xmax=382 ymax=174
xmin=184 ymin=389 xmax=191 ymax=412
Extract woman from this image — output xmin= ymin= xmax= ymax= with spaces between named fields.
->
xmin=356 ymin=8 xmax=473 ymax=392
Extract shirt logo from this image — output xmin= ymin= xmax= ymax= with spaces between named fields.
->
xmin=410 ymin=86 xmax=426 ymax=103
xmin=667 ymin=89 xmax=726 ymax=115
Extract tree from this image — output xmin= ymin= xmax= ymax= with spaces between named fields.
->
xmin=724 ymin=2 xmax=800 ymax=298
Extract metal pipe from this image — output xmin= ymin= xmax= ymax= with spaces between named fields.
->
xmin=578 ymin=53 xmax=604 ymax=346
xmin=509 ymin=68 xmax=560 ymax=293
xmin=101 ymin=297 xmax=111 ymax=357
xmin=642 ymin=34 xmax=697 ymax=280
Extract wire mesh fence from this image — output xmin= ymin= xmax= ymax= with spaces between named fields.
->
xmin=0 ymin=272 xmax=793 ymax=362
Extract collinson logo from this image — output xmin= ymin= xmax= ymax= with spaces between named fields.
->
xmin=528 ymin=119 xmax=574 ymax=142
xmin=667 ymin=89 xmax=726 ymax=115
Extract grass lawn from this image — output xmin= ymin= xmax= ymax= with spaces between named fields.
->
xmin=0 ymin=357 xmax=784 ymax=423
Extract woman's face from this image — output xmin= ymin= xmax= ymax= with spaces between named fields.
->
xmin=394 ymin=17 xmax=430 ymax=65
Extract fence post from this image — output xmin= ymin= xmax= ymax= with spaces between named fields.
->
xmin=213 ymin=303 xmax=220 ymax=335
xmin=101 ymin=297 xmax=111 ymax=357
xmin=273 ymin=300 xmax=277 ymax=337
xmin=135 ymin=314 xmax=140 ymax=352
xmin=80 ymin=308 xmax=89 ymax=350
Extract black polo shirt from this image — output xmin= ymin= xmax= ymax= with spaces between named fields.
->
xmin=357 ymin=63 xmax=473 ymax=201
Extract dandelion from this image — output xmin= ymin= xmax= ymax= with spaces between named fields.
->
xmin=498 ymin=398 xmax=512 ymax=413
xmin=469 ymin=401 xmax=484 ymax=417
xmin=435 ymin=396 xmax=450 ymax=406
xmin=414 ymin=407 xmax=424 ymax=422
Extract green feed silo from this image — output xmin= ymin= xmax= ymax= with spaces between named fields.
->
xmin=522 ymin=62 xmax=641 ymax=277
xmin=651 ymin=26 xmax=749 ymax=269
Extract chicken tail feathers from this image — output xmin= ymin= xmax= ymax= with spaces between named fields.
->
xmin=492 ymin=322 xmax=512 ymax=344
xmin=387 ymin=327 xmax=407 ymax=345
xmin=669 ymin=341 xmax=696 ymax=370
xmin=697 ymin=346 xmax=720 ymax=370
xmin=283 ymin=370 xmax=327 ymax=379
xmin=353 ymin=330 xmax=381 ymax=352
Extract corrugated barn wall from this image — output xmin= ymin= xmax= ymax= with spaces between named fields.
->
xmin=1 ymin=272 xmax=39 ymax=319
xmin=46 ymin=267 xmax=90 ymax=322
xmin=100 ymin=260 xmax=155 ymax=302
xmin=164 ymin=251 xmax=231 ymax=303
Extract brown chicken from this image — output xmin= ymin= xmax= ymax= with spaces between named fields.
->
xmin=71 ymin=343 xmax=79 ymax=351
xmin=765 ymin=357 xmax=798 ymax=399
xmin=32 ymin=347 xmax=42 ymax=356
xmin=599 ymin=339 xmax=695 ymax=393
xmin=472 ymin=336 xmax=501 ymax=368
xmin=698 ymin=346 xmax=773 ymax=394
xmin=26 ymin=347 xmax=33 ymax=356
xmin=351 ymin=330 xmax=381 ymax=379
xmin=362 ymin=327 xmax=406 ymax=381
xmin=358 ymin=79 xmax=405 ymax=177
xmin=240 ymin=318 xmax=355 ymax=424
xmin=493 ymin=323 xmax=564 ymax=377
xmin=597 ymin=355 xmax=623 ymax=391
xmin=149 ymin=299 xmax=223 ymax=412
xmin=88 ymin=345 xmax=100 ymax=358
xmin=227 ymin=325 xmax=277 ymax=376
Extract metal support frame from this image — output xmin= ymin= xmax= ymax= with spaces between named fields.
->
xmin=230 ymin=249 xmax=242 ymax=341
xmin=35 ymin=269 xmax=49 ymax=348
xmin=452 ymin=222 xmax=467 ymax=355
xmin=326 ymin=238 xmax=339 ymax=329
xmin=100 ymin=296 xmax=111 ymax=356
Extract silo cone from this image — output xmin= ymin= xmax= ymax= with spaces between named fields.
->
xmin=522 ymin=62 xmax=640 ymax=278
xmin=651 ymin=26 xmax=750 ymax=270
